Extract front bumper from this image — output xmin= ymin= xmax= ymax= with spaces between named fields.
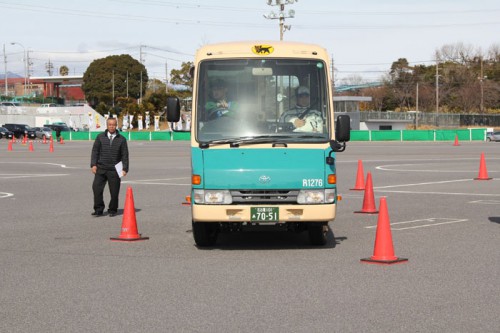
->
xmin=192 ymin=203 xmax=336 ymax=223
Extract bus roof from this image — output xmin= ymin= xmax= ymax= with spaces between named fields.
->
xmin=195 ymin=41 xmax=329 ymax=62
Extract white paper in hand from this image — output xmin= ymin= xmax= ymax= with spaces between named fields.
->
xmin=115 ymin=161 xmax=124 ymax=178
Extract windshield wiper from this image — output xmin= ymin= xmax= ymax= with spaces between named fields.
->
xmin=199 ymin=135 xmax=295 ymax=148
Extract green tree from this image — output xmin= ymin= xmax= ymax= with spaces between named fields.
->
xmin=59 ymin=65 xmax=69 ymax=76
xmin=388 ymin=58 xmax=416 ymax=111
xmin=82 ymin=54 xmax=148 ymax=110
xmin=170 ymin=61 xmax=193 ymax=89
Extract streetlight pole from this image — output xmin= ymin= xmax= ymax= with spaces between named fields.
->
xmin=3 ymin=44 xmax=7 ymax=96
xmin=10 ymin=42 xmax=26 ymax=96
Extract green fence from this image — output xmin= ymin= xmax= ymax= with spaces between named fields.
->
xmin=350 ymin=128 xmax=487 ymax=142
xmin=60 ymin=129 xmax=488 ymax=142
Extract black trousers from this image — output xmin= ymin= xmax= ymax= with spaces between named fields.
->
xmin=92 ymin=168 xmax=121 ymax=213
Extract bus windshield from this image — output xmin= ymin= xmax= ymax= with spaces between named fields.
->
xmin=196 ymin=58 xmax=330 ymax=143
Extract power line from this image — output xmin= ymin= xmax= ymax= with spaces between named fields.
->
xmin=0 ymin=2 xmax=498 ymax=30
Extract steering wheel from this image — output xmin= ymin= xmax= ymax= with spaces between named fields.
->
xmin=207 ymin=108 xmax=228 ymax=121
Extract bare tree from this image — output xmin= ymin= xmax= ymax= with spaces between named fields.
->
xmin=436 ymin=42 xmax=478 ymax=65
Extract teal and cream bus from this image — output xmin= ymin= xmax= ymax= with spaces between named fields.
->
xmin=167 ymin=41 xmax=350 ymax=246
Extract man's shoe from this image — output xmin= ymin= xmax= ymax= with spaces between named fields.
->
xmin=108 ymin=211 xmax=117 ymax=217
xmin=91 ymin=211 xmax=103 ymax=216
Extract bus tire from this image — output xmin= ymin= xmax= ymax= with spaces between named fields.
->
xmin=192 ymin=221 xmax=218 ymax=247
xmin=308 ymin=222 xmax=328 ymax=246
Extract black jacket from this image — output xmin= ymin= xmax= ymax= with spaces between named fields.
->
xmin=90 ymin=130 xmax=129 ymax=172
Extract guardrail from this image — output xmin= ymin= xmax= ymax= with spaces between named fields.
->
xmin=57 ymin=128 xmax=488 ymax=142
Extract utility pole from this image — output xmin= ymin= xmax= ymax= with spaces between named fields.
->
xmin=140 ymin=45 xmax=145 ymax=64
xmin=331 ymin=54 xmax=335 ymax=94
xmin=479 ymin=57 xmax=485 ymax=114
xmin=25 ymin=49 xmax=32 ymax=95
xmin=45 ymin=59 xmax=54 ymax=76
xmin=3 ymin=44 xmax=7 ymax=96
xmin=10 ymin=42 xmax=26 ymax=96
xmin=263 ymin=0 xmax=297 ymax=41
xmin=416 ymin=82 xmax=419 ymax=112
xmin=165 ymin=61 xmax=168 ymax=94
xmin=126 ymin=71 xmax=129 ymax=98
xmin=415 ymin=82 xmax=419 ymax=129
xmin=112 ymin=70 xmax=115 ymax=108
xmin=138 ymin=71 xmax=142 ymax=105
xmin=435 ymin=52 xmax=439 ymax=127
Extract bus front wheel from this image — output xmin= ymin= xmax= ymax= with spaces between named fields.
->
xmin=308 ymin=222 xmax=328 ymax=246
xmin=192 ymin=221 xmax=218 ymax=247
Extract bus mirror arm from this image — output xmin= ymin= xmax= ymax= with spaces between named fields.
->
xmin=329 ymin=140 xmax=346 ymax=154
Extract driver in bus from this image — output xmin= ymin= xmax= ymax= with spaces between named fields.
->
xmin=279 ymin=86 xmax=323 ymax=133
xmin=205 ymin=78 xmax=238 ymax=120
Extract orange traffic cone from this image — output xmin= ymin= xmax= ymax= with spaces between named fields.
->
xmin=361 ymin=197 xmax=408 ymax=265
xmin=28 ymin=140 xmax=34 ymax=152
xmin=110 ymin=187 xmax=149 ymax=242
xmin=7 ymin=141 xmax=13 ymax=151
xmin=453 ymin=135 xmax=460 ymax=146
xmin=59 ymin=136 xmax=64 ymax=144
xmin=350 ymin=160 xmax=365 ymax=191
xmin=22 ymin=134 xmax=27 ymax=145
xmin=355 ymin=172 xmax=378 ymax=214
xmin=49 ymin=140 xmax=54 ymax=153
xmin=11 ymin=135 xmax=15 ymax=144
xmin=42 ymin=136 xmax=47 ymax=144
xmin=182 ymin=195 xmax=191 ymax=206
xmin=474 ymin=152 xmax=492 ymax=180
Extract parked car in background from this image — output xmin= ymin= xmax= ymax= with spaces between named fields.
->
xmin=0 ymin=101 xmax=21 ymax=107
xmin=45 ymin=124 xmax=71 ymax=132
xmin=32 ymin=126 xmax=53 ymax=140
xmin=0 ymin=127 xmax=14 ymax=139
xmin=2 ymin=123 xmax=36 ymax=139
xmin=45 ymin=124 xmax=71 ymax=141
xmin=486 ymin=131 xmax=500 ymax=142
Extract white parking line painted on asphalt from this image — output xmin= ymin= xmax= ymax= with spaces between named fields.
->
xmin=341 ymin=157 xmax=500 ymax=164
xmin=374 ymin=178 xmax=473 ymax=189
xmin=376 ymin=162 xmax=499 ymax=173
xmin=122 ymin=177 xmax=190 ymax=186
xmin=375 ymin=190 xmax=500 ymax=197
xmin=0 ymin=192 xmax=14 ymax=198
xmin=365 ymin=217 xmax=468 ymax=230
xmin=0 ymin=161 xmax=76 ymax=168
xmin=468 ymin=199 xmax=500 ymax=204
xmin=0 ymin=174 xmax=69 ymax=179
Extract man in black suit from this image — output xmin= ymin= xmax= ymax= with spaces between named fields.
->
xmin=90 ymin=118 xmax=129 ymax=217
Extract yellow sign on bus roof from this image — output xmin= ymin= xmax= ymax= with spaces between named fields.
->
xmin=252 ymin=44 xmax=274 ymax=55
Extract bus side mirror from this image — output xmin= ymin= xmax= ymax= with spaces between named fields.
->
xmin=335 ymin=115 xmax=351 ymax=142
xmin=166 ymin=97 xmax=181 ymax=122
xmin=329 ymin=115 xmax=351 ymax=155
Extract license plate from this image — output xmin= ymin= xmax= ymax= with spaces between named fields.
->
xmin=251 ymin=207 xmax=279 ymax=222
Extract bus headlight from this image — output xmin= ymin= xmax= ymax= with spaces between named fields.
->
xmin=297 ymin=189 xmax=335 ymax=204
xmin=193 ymin=190 xmax=232 ymax=204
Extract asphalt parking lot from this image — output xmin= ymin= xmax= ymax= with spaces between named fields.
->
xmin=0 ymin=139 xmax=499 ymax=333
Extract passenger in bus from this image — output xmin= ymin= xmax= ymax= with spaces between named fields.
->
xmin=279 ymin=86 xmax=323 ymax=133
xmin=205 ymin=78 xmax=237 ymax=120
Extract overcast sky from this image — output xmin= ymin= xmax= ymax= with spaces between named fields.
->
xmin=1 ymin=0 xmax=499 ymax=83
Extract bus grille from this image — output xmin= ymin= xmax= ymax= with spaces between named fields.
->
xmin=230 ymin=190 xmax=299 ymax=204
